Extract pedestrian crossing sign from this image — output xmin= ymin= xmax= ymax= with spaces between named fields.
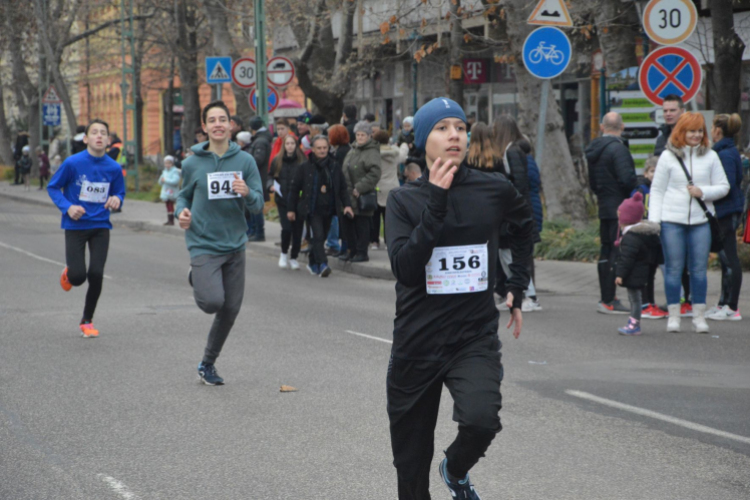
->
xmin=206 ymin=57 xmax=232 ymax=84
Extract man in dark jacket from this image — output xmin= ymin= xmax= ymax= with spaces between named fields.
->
xmin=653 ymin=94 xmax=685 ymax=157
xmin=13 ymin=131 xmax=29 ymax=184
xmin=586 ymin=111 xmax=638 ymax=314
xmin=385 ymin=97 xmax=534 ymax=500
xmin=246 ymin=117 xmax=273 ymax=242
xmin=342 ymin=104 xmax=357 ymax=144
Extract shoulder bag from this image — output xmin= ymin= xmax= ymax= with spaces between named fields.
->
xmin=673 ymin=153 xmax=724 ymax=253
xmin=346 ymin=163 xmax=378 ymax=212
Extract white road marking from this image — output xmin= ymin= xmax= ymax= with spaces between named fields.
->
xmin=345 ymin=330 xmax=393 ymax=344
xmin=97 ymin=474 xmax=140 ymax=499
xmin=566 ymin=390 xmax=750 ymax=445
xmin=0 ymin=241 xmax=112 ymax=279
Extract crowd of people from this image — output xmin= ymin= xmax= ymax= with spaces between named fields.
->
xmin=587 ymin=94 xmax=748 ymax=336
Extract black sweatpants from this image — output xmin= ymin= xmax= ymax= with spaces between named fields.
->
xmin=308 ymin=213 xmax=332 ymax=267
xmin=718 ymin=214 xmax=743 ymax=311
xmin=277 ymin=201 xmax=304 ymax=259
xmin=371 ymin=205 xmax=387 ymax=245
xmin=341 ymin=214 xmax=370 ymax=257
xmin=598 ymin=219 xmax=619 ymax=304
xmin=387 ymin=334 xmax=503 ymax=499
xmin=65 ymin=228 xmax=110 ymax=322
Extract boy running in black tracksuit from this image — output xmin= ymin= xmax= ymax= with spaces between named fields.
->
xmin=385 ymin=98 xmax=534 ymax=499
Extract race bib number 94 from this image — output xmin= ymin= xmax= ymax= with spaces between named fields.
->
xmin=425 ymin=243 xmax=489 ymax=294
xmin=78 ymin=181 xmax=110 ymax=203
xmin=207 ymin=171 xmax=242 ymax=200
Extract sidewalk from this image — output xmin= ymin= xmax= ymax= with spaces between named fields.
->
xmin=0 ymin=181 xmax=738 ymax=302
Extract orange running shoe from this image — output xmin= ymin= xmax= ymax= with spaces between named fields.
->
xmin=80 ymin=323 xmax=99 ymax=338
xmin=60 ymin=267 xmax=72 ymax=291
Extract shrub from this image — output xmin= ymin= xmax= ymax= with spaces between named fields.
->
xmin=536 ymin=219 xmax=600 ymax=262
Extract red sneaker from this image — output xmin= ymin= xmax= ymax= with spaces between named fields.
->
xmin=60 ymin=267 xmax=72 ymax=292
xmin=680 ymin=303 xmax=693 ymax=317
xmin=642 ymin=304 xmax=668 ymax=320
xmin=80 ymin=323 xmax=99 ymax=338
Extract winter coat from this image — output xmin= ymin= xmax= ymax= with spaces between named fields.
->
xmin=712 ymin=137 xmax=745 ymax=219
xmin=501 ymin=143 xmax=529 ymax=198
xmin=342 ymin=138 xmax=382 ymax=216
xmin=13 ymin=132 xmax=29 ymax=160
xmin=378 ymin=143 xmax=409 ymax=206
xmin=248 ymin=130 xmax=273 ymax=201
xmin=71 ymin=132 xmax=86 ymax=155
xmin=333 ymin=143 xmax=351 ymax=168
xmin=38 ymin=152 xmax=50 ymax=177
xmin=287 ymin=154 xmax=351 ymax=219
xmin=586 ymin=135 xmax=638 ymax=220
xmin=653 ymin=124 xmax=672 ymax=157
xmin=615 ymin=221 xmax=662 ymax=289
xmin=271 ymin=153 xmax=304 ymax=207
xmin=16 ymin=155 xmax=32 ymax=174
xmin=159 ymin=166 xmax=181 ymax=202
xmin=343 ymin=118 xmax=357 ymax=145
xmin=648 ymin=142 xmax=730 ymax=226
xmin=526 ymin=154 xmax=544 ymax=236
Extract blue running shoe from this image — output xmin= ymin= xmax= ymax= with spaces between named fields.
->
xmin=439 ymin=458 xmax=482 ymax=499
xmin=618 ymin=317 xmax=642 ymax=336
xmin=307 ymin=263 xmax=320 ymax=275
xmin=198 ymin=362 xmax=224 ymax=385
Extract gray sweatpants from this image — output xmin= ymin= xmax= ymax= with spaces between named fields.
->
xmin=191 ymin=250 xmax=246 ymax=364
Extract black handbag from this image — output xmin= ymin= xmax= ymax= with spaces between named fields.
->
xmin=346 ymin=164 xmax=378 ymax=212
xmin=673 ymin=153 xmax=724 ymax=253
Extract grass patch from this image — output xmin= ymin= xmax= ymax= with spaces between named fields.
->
xmin=125 ymin=164 xmax=161 ymax=203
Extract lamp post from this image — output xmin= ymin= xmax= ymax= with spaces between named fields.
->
xmin=409 ymin=31 xmax=421 ymax=114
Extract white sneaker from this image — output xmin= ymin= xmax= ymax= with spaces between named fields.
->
xmin=706 ymin=305 xmax=742 ymax=321
xmin=289 ymin=259 xmax=300 ymax=271
xmin=705 ymin=305 xmax=721 ymax=318
xmin=370 ymin=243 xmax=380 ymax=250
xmin=521 ymin=298 xmax=543 ymax=312
xmin=278 ymin=253 xmax=289 ymax=269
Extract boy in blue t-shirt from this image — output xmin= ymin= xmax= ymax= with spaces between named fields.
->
xmin=47 ymin=119 xmax=126 ymax=338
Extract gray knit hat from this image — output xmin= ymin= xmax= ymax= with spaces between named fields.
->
xmin=353 ymin=120 xmax=372 ymax=136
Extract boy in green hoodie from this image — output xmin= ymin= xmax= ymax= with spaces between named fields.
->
xmin=176 ymin=101 xmax=264 ymax=385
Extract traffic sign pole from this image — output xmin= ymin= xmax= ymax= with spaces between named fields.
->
xmin=254 ymin=0 xmax=268 ymax=125
xmin=535 ymin=79 xmax=550 ymax=168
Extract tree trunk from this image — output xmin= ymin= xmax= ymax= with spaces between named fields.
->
xmin=503 ymin=1 xmax=589 ymax=224
xmin=176 ymin=0 xmax=201 ymax=153
xmin=710 ymin=0 xmax=744 ymax=114
xmin=592 ymin=0 xmax=639 ymax=74
xmin=202 ymin=0 xmax=253 ymax=122
xmin=0 ymin=82 xmax=16 ymax=165
xmin=449 ymin=0 xmax=463 ymax=107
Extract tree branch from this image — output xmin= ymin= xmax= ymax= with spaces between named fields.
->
xmin=63 ymin=12 xmax=156 ymax=47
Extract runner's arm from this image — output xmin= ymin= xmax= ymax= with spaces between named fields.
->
xmin=502 ymin=183 xmax=535 ymax=310
xmin=46 ymin=161 xmax=74 ymax=212
xmin=386 ymin=184 xmax=448 ymax=287
xmin=175 ymin=165 xmax=195 ymax=216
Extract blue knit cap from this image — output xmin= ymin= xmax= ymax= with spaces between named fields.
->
xmin=413 ymin=97 xmax=467 ymax=150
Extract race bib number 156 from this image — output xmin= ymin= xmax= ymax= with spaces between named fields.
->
xmin=207 ymin=171 xmax=242 ymax=200
xmin=425 ymin=243 xmax=489 ymax=295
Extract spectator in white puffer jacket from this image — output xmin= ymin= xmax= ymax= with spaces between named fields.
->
xmin=649 ymin=112 xmax=730 ymax=334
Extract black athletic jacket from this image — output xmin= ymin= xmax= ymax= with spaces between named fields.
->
xmin=385 ymin=164 xmax=535 ymax=361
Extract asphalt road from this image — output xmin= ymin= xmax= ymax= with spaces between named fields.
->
xmin=1 ymin=198 xmax=749 ymax=500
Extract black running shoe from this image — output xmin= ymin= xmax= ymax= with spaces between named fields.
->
xmin=197 ymin=362 xmax=224 ymax=385
xmin=438 ymin=458 xmax=481 ymax=499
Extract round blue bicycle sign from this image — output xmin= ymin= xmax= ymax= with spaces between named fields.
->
xmin=523 ymin=27 xmax=572 ymax=79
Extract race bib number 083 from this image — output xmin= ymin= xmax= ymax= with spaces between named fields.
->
xmin=78 ymin=181 xmax=110 ymax=203
xmin=207 ymin=171 xmax=242 ymax=200
xmin=425 ymin=243 xmax=489 ymax=294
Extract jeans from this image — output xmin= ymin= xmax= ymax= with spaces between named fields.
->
xmin=718 ymin=214 xmax=743 ymax=311
xmin=326 ymin=216 xmax=341 ymax=252
xmin=627 ymin=288 xmax=642 ymax=321
xmin=661 ymin=222 xmax=711 ymax=305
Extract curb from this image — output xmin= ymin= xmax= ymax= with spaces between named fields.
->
xmin=0 ymin=190 xmax=396 ymax=282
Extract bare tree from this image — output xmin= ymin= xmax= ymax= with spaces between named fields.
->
xmin=708 ymin=0 xmax=745 ymax=113
xmin=201 ymin=0 xmax=253 ymax=122
xmin=449 ymin=0 xmax=464 ymax=106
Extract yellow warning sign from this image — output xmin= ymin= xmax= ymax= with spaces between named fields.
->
xmin=528 ymin=0 xmax=573 ymax=27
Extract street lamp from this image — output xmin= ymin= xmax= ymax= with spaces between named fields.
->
xmin=408 ymin=31 xmax=422 ymax=114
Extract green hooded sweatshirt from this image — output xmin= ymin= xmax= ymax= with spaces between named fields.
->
xmin=176 ymin=141 xmax=264 ymax=258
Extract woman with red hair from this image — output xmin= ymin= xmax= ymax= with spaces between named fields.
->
xmin=649 ymin=112 xmax=729 ymax=333
xmin=326 ymin=124 xmax=352 ymax=256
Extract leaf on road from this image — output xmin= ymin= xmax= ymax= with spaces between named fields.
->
xmin=280 ymin=385 xmax=298 ymax=392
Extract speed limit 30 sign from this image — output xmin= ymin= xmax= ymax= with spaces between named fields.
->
xmin=643 ymin=0 xmax=697 ymax=46
xmin=232 ymin=57 xmax=256 ymax=89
